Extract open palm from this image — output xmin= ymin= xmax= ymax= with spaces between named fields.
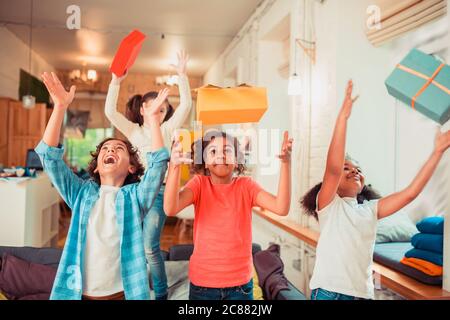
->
xmin=143 ymin=88 xmax=170 ymax=119
xmin=434 ymin=129 xmax=450 ymax=155
xmin=340 ymin=80 xmax=359 ymax=119
xmin=41 ymin=72 xmax=76 ymax=108
xmin=278 ymin=131 xmax=293 ymax=163
xmin=170 ymin=137 xmax=193 ymax=166
xmin=170 ymin=50 xmax=189 ymax=76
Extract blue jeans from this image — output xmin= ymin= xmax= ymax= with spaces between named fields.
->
xmin=189 ymin=279 xmax=254 ymax=300
xmin=311 ymin=288 xmax=366 ymax=300
xmin=143 ymin=187 xmax=167 ymax=300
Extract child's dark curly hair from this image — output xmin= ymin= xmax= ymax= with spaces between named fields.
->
xmin=300 ymin=182 xmax=382 ymax=220
xmin=190 ymin=130 xmax=246 ymax=176
xmin=87 ymin=138 xmax=145 ymax=186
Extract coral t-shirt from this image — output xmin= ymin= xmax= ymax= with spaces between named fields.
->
xmin=184 ymin=174 xmax=263 ymax=288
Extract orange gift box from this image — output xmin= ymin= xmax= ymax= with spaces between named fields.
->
xmin=110 ymin=30 xmax=146 ymax=77
xmin=196 ymin=84 xmax=268 ymax=125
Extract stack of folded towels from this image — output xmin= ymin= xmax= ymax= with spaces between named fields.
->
xmin=401 ymin=216 xmax=444 ymax=276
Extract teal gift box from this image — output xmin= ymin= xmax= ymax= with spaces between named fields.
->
xmin=385 ymin=48 xmax=450 ymax=125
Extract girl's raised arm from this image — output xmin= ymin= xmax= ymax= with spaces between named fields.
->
xmin=377 ymin=129 xmax=450 ymax=219
xmin=317 ymin=80 xmax=358 ymax=211
xmin=255 ymin=131 xmax=293 ymax=216
xmin=164 ymin=137 xmax=194 ymax=216
xmin=163 ymin=50 xmax=192 ymax=133
xmin=104 ymin=72 xmax=137 ymax=139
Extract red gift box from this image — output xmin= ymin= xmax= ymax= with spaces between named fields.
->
xmin=110 ymin=30 xmax=146 ymax=77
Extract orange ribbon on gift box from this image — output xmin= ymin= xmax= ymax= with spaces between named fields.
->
xmin=396 ymin=63 xmax=449 ymax=110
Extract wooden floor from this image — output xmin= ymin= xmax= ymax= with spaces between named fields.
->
xmin=57 ymin=203 xmax=194 ymax=250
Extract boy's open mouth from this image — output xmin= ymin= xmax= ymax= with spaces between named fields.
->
xmin=103 ymin=155 xmax=118 ymax=165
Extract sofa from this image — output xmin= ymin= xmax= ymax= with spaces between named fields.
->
xmin=0 ymin=244 xmax=306 ymax=300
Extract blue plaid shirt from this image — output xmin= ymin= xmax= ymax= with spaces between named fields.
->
xmin=35 ymin=140 xmax=169 ymax=300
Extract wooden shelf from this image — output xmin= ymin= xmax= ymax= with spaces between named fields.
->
xmin=253 ymin=207 xmax=450 ymax=300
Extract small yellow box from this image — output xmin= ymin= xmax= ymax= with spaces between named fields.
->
xmin=176 ymin=130 xmax=201 ymax=185
xmin=196 ymin=84 xmax=268 ymax=125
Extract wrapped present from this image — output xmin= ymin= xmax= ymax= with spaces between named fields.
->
xmin=196 ymin=84 xmax=268 ymax=125
xmin=177 ymin=130 xmax=201 ymax=185
xmin=110 ymin=30 xmax=146 ymax=77
xmin=385 ymin=48 xmax=450 ymax=125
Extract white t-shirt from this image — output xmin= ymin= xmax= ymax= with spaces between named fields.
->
xmin=309 ymin=195 xmax=379 ymax=299
xmin=83 ymin=185 xmax=123 ymax=297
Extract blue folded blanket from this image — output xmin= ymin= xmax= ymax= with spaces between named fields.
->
xmin=416 ymin=217 xmax=444 ymax=235
xmin=405 ymin=248 xmax=443 ymax=266
xmin=411 ymin=233 xmax=443 ymax=254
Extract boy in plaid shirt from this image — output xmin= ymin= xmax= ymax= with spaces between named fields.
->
xmin=36 ymin=72 xmax=169 ymax=300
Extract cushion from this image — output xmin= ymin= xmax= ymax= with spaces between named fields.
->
xmin=0 ymin=254 xmax=57 ymax=300
xmin=373 ymin=242 xmax=442 ymax=286
xmin=376 ymin=211 xmax=418 ymax=243
xmin=411 ymin=233 xmax=443 ymax=254
xmin=416 ymin=216 xmax=444 ymax=234
xmin=404 ymin=248 xmax=443 ymax=266
xmin=0 ymin=246 xmax=62 ymax=268
xmin=18 ymin=293 xmax=50 ymax=300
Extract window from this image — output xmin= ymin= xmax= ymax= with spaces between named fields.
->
xmin=65 ymin=128 xmax=114 ymax=170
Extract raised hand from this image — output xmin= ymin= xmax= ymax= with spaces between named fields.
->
xmin=111 ymin=70 xmax=128 ymax=85
xmin=434 ymin=129 xmax=450 ymax=155
xmin=277 ymin=131 xmax=293 ymax=163
xmin=143 ymin=88 xmax=170 ymax=120
xmin=170 ymin=50 xmax=189 ymax=76
xmin=340 ymin=80 xmax=359 ymax=119
xmin=170 ymin=136 xmax=193 ymax=166
xmin=41 ymin=72 xmax=76 ymax=109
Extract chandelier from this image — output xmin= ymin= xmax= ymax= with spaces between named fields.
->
xmin=69 ymin=66 xmax=98 ymax=84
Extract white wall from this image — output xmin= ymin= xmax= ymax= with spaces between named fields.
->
xmin=0 ymin=27 xmax=55 ymax=99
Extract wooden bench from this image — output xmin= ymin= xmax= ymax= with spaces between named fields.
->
xmin=253 ymin=208 xmax=450 ymax=300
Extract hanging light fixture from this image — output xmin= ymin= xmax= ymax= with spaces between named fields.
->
xmin=22 ymin=0 xmax=36 ymax=109
xmin=289 ymin=0 xmax=320 ymax=96
xmin=69 ymin=64 xmax=98 ymax=84
xmin=288 ymin=37 xmax=302 ymax=96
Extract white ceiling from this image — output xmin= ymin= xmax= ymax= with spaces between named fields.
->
xmin=0 ymin=0 xmax=263 ymax=76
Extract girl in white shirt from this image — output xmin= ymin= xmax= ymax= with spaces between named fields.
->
xmin=105 ymin=51 xmax=192 ymax=300
xmin=301 ymin=80 xmax=450 ymax=300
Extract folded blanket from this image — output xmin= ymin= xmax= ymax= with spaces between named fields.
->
xmin=405 ymin=248 xmax=443 ymax=266
xmin=411 ymin=233 xmax=443 ymax=254
xmin=416 ymin=216 xmax=444 ymax=235
xmin=400 ymin=257 xmax=443 ymax=276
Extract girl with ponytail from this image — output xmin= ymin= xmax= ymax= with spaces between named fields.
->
xmin=104 ymin=50 xmax=192 ymax=300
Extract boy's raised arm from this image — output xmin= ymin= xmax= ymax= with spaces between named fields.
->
xmin=42 ymin=72 xmax=75 ymax=147
xmin=36 ymin=72 xmax=85 ymax=209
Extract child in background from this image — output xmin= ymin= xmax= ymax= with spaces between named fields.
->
xmin=164 ymin=130 xmax=293 ymax=300
xmin=36 ymin=72 xmax=169 ymax=300
xmin=301 ymin=80 xmax=450 ymax=300
xmin=104 ymin=50 xmax=191 ymax=300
